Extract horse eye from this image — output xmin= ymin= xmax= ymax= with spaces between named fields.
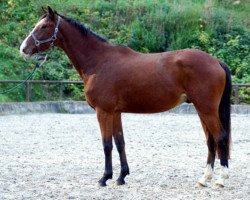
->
xmin=41 ymin=25 xmax=47 ymax=29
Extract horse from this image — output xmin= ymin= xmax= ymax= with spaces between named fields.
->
xmin=20 ymin=7 xmax=232 ymax=188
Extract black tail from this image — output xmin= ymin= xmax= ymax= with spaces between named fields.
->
xmin=218 ymin=61 xmax=232 ymax=160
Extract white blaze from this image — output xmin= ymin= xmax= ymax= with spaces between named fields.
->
xmin=20 ymin=35 xmax=30 ymax=57
xmin=20 ymin=18 xmax=46 ymax=57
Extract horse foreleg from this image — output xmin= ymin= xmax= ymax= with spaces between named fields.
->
xmin=96 ymin=109 xmax=114 ymax=186
xmin=113 ymin=112 xmax=130 ymax=185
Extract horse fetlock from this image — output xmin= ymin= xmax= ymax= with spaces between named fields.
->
xmin=121 ymin=165 xmax=130 ymax=176
xmin=198 ymin=164 xmax=213 ymax=185
xmin=104 ymin=172 xmax=113 ymax=179
xmin=121 ymin=170 xmax=130 ymax=177
xmin=213 ymin=166 xmax=229 ymax=188
xmin=220 ymin=166 xmax=229 ymax=179
xmin=204 ymin=165 xmax=213 ymax=178
xmin=116 ymin=167 xmax=129 ymax=186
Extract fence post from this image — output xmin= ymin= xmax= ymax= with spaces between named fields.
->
xmin=47 ymin=83 xmax=50 ymax=100
xmin=26 ymin=81 xmax=30 ymax=102
xmin=234 ymin=85 xmax=239 ymax=104
xmin=60 ymin=82 xmax=63 ymax=100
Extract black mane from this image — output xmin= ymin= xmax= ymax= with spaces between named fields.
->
xmin=57 ymin=13 xmax=108 ymax=43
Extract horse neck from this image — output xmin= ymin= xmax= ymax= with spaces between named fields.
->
xmin=58 ymin=20 xmax=111 ymax=82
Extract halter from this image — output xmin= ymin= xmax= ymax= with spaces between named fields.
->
xmin=31 ymin=16 xmax=61 ymax=49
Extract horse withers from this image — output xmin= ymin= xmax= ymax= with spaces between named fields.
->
xmin=20 ymin=7 xmax=232 ymax=188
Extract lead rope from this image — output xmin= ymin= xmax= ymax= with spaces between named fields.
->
xmin=0 ymin=54 xmax=48 ymax=94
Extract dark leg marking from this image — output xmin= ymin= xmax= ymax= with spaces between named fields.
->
xmin=114 ymin=133 xmax=130 ymax=185
xmin=207 ymin=133 xmax=216 ymax=168
xmin=98 ymin=138 xmax=113 ymax=186
xmin=218 ymin=130 xmax=229 ymax=168
xmin=113 ymin=113 xmax=129 ymax=185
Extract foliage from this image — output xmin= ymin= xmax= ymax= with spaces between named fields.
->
xmin=0 ymin=0 xmax=249 ymax=103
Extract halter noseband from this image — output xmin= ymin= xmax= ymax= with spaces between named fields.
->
xmin=31 ymin=16 xmax=61 ymax=48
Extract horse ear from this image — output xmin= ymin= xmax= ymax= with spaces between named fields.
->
xmin=47 ymin=6 xmax=55 ymax=20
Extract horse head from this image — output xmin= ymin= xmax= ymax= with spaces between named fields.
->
xmin=20 ymin=6 xmax=61 ymax=58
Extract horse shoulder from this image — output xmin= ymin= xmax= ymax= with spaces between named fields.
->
xmin=84 ymin=72 xmax=118 ymax=112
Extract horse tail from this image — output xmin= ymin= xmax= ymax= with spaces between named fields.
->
xmin=218 ymin=61 xmax=232 ymax=159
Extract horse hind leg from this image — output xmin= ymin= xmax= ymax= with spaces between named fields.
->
xmin=197 ymin=120 xmax=216 ymax=187
xmin=196 ymin=111 xmax=229 ymax=188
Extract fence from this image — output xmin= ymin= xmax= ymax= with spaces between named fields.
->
xmin=232 ymin=83 xmax=250 ymax=104
xmin=0 ymin=80 xmax=249 ymax=104
xmin=0 ymin=80 xmax=83 ymax=102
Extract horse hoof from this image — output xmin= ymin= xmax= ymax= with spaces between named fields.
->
xmin=213 ymin=178 xmax=225 ymax=188
xmin=195 ymin=182 xmax=206 ymax=188
xmin=213 ymin=183 xmax=224 ymax=189
xmin=98 ymin=180 xmax=107 ymax=187
xmin=116 ymin=178 xmax=125 ymax=186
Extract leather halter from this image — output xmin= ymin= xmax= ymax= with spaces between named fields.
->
xmin=30 ymin=16 xmax=61 ymax=48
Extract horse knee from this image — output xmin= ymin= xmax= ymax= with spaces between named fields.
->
xmin=103 ymin=140 xmax=113 ymax=154
xmin=116 ymin=142 xmax=125 ymax=153
xmin=121 ymin=164 xmax=129 ymax=176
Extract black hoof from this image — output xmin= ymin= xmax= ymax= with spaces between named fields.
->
xmin=116 ymin=177 xmax=125 ymax=185
xmin=98 ymin=180 xmax=107 ymax=187
xmin=98 ymin=174 xmax=112 ymax=187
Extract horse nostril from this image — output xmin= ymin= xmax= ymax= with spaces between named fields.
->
xmin=20 ymin=44 xmax=31 ymax=58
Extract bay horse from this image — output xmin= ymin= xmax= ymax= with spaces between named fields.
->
xmin=20 ymin=7 xmax=232 ymax=188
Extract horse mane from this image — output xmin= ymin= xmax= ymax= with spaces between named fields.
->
xmin=56 ymin=13 xmax=108 ymax=43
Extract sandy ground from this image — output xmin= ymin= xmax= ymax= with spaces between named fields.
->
xmin=0 ymin=113 xmax=249 ymax=200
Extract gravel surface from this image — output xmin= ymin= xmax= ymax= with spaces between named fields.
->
xmin=0 ymin=113 xmax=249 ymax=200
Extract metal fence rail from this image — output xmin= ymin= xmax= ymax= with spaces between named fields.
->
xmin=0 ymin=80 xmax=83 ymax=102
xmin=0 ymin=80 xmax=249 ymax=104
